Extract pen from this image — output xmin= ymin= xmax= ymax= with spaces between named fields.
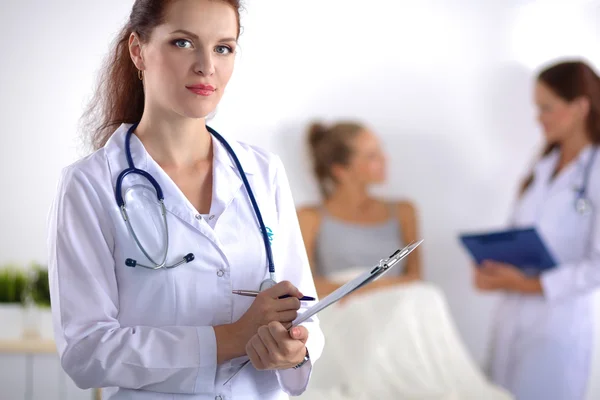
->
xmin=232 ymin=290 xmax=315 ymax=301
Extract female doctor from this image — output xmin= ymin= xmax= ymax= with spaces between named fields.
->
xmin=474 ymin=60 xmax=600 ymax=400
xmin=47 ymin=0 xmax=323 ymax=399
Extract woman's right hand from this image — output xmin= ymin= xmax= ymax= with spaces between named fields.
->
xmin=234 ymin=281 xmax=303 ymax=342
xmin=473 ymin=265 xmax=489 ymax=290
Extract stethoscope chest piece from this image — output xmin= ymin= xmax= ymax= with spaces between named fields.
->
xmin=575 ymin=196 xmax=592 ymax=215
xmin=259 ymin=278 xmax=277 ymax=292
xmin=572 ymin=146 xmax=598 ymax=216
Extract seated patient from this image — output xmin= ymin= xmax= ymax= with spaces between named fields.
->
xmin=297 ymin=121 xmax=422 ymax=299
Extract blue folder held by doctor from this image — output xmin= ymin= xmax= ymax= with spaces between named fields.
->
xmin=459 ymin=227 xmax=557 ymax=275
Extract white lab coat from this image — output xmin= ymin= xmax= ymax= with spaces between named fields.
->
xmin=488 ymin=145 xmax=600 ymax=400
xmin=47 ymin=123 xmax=324 ymax=400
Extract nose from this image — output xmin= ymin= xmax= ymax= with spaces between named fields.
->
xmin=537 ymin=113 xmax=547 ymax=127
xmin=193 ymin=48 xmax=215 ymax=76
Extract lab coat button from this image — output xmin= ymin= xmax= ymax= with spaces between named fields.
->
xmin=217 ymin=270 xmax=225 ymax=277
xmin=209 ymin=215 xmax=215 ymax=220
xmin=215 ymin=396 xmax=223 ymax=400
xmin=195 ymin=214 xmax=202 ymax=220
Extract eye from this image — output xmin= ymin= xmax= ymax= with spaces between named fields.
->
xmin=215 ymin=45 xmax=233 ymax=55
xmin=173 ymin=39 xmax=193 ymax=49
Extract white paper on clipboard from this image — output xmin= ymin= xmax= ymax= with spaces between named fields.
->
xmin=292 ymin=239 xmax=423 ymax=326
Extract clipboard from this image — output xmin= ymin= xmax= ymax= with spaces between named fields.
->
xmin=459 ymin=227 xmax=556 ymax=274
xmin=223 ymin=239 xmax=423 ymax=385
xmin=292 ymin=239 xmax=423 ymax=326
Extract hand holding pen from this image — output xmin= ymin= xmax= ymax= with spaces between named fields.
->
xmin=231 ymin=281 xmax=310 ymax=345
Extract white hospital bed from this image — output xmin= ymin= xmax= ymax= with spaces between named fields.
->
xmin=299 ymin=282 xmax=513 ymax=400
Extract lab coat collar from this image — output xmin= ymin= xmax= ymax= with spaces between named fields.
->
xmin=535 ymin=143 xmax=597 ymax=176
xmin=535 ymin=147 xmax=559 ymax=175
xmin=534 ymin=143 xmax=598 ymax=195
xmin=209 ymin=127 xmax=257 ymax=176
xmin=575 ymin=144 xmax=598 ymax=169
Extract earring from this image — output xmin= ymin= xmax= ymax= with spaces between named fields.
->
xmin=138 ymin=70 xmax=144 ymax=80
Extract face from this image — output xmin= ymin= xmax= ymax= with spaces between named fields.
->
xmin=130 ymin=0 xmax=238 ymax=119
xmin=335 ymin=130 xmax=387 ymax=185
xmin=534 ymin=81 xmax=588 ymax=143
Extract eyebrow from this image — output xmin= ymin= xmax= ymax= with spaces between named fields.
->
xmin=170 ymin=29 xmax=237 ymax=43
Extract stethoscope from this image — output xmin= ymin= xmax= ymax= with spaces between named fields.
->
xmin=114 ymin=123 xmax=277 ymax=291
xmin=574 ymin=147 xmax=598 ymax=215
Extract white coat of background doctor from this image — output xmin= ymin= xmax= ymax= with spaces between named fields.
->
xmin=47 ymin=1 xmax=324 ymax=399
xmin=474 ymin=60 xmax=600 ymax=400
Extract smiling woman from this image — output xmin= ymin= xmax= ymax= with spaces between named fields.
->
xmin=48 ymin=1 xmax=324 ymax=399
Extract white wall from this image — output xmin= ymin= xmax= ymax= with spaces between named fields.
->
xmin=1 ymin=0 xmax=599 ymax=396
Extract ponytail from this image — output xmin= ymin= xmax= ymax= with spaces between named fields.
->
xmin=306 ymin=121 xmax=364 ymax=198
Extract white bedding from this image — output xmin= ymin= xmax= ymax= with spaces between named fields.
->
xmin=299 ymin=282 xmax=513 ymax=400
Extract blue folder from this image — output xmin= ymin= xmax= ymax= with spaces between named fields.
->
xmin=459 ymin=227 xmax=557 ymax=274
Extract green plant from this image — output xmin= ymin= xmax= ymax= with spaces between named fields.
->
xmin=30 ymin=264 xmax=51 ymax=308
xmin=0 ymin=266 xmax=28 ymax=304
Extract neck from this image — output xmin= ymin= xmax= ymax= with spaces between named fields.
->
xmin=327 ymin=183 xmax=371 ymax=211
xmin=134 ymin=109 xmax=211 ymax=167
xmin=558 ymin=130 xmax=592 ymax=168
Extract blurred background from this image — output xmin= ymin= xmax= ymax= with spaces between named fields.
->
xmin=1 ymin=0 xmax=599 ymax=399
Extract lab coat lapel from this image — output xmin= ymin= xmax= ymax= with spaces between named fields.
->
xmin=546 ymin=145 xmax=594 ymax=197
xmin=106 ymin=124 xmax=152 ymax=204
xmin=210 ymin=130 xmax=257 ymax=225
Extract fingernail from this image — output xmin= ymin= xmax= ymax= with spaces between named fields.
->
xmin=292 ymin=328 xmax=299 ymax=336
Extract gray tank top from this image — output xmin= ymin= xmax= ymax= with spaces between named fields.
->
xmin=314 ymin=206 xmax=406 ymax=281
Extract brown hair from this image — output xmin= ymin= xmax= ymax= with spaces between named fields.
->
xmin=81 ymin=0 xmax=242 ymax=151
xmin=520 ymin=60 xmax=600 ymax=193
xmin=307 ymin=121 xmax=365 ymax=198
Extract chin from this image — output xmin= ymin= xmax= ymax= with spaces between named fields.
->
xmin=178 ymin=105 xmax=217 ymax=120
xmin=543 ymin=131 xmax=561 ymax=144
xmin=370 ymin=176 xmax=386 ymax=185
xmin=171 ymin=94 xmax=219 ymax=119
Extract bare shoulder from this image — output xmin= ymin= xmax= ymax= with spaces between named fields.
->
xmin=297 ymin=205 xmax=322 ymax=227
xmin=394 ymin=199 xmax=417 ymax=218
xmin=392 ymin=199 xmax=420 ymax=243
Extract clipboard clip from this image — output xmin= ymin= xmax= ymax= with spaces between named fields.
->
xmin=373 ymin=239 xmax=423 ymax=273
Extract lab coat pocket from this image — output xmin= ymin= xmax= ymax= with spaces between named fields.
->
xmin=191 ymin=271 xmax=221 ymax=326
xmin=115 ymin=262 xmax=178 ymax=327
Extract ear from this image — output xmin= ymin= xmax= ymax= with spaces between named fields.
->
xmin=575 ymin=96 xmax=590 ymax=119
xmin=129 ymin=32 xmax=145 ymax=71
xmin=330 ymin=164 xmax=348 ymax=183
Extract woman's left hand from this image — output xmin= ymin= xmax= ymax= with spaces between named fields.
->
xmin=246 ymin=322 xmax=308 ymax=370
xmin=474 ymin=260 xmax=531 ymax=292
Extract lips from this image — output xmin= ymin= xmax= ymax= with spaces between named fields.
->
xmin=186 ymin=84 xmax=215 ymax=96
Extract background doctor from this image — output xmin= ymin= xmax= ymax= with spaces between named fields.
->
xmin=47 ymin=0 xmax=323 ymax=399
xmin=474 ymin=60 xmax=600 ymax=400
